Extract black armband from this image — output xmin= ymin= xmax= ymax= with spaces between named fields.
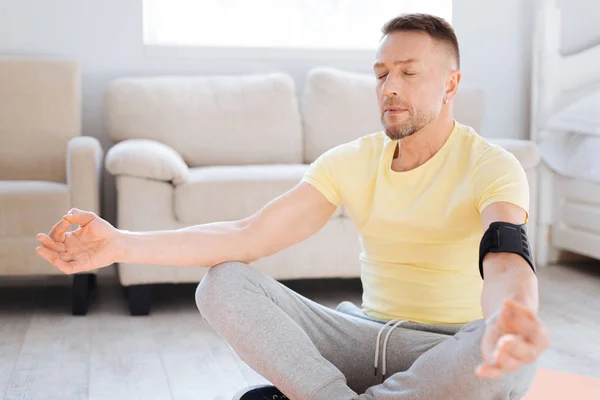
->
xmin=479 ymin=222 xmax=536 ymax=279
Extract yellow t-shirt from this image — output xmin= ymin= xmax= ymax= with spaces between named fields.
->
xmin=301 ymin=121 xmax=529 ymax=325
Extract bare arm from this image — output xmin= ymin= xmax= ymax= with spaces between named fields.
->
xmin=115 ymin=182 xmax=338 ymax=267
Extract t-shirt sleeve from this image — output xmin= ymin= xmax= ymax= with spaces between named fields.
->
xmin=471 ymin=146 xmax=530 ymax=221
xmin=301 ymin=147 xmax=343 ymax=207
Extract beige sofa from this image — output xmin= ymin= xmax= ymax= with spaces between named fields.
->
xmin=0 ymin=58 xmax=104 ymax=315
xmin=105 ymin=67 xmax=539 ymax=315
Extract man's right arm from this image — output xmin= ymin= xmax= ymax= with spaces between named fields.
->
xmin=115 ymin=182 xmax=338 ymax=268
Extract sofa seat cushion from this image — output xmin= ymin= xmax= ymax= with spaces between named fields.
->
xmin=0 ymin=181 xmax=70 ymax=236
xmin=174 ymin=164 xmax=344 ymax=224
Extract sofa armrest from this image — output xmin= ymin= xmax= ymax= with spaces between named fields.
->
xmin=488 ymin=138 xmax=540 ymax=170
xmin=105 ymin=139 xmax=190 ymax=185
xmin=67 ymin=136 xmax=104 ymax=214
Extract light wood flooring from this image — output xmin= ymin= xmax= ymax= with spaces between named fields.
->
xmin=1 ymin=262 xmax=599 ymax=400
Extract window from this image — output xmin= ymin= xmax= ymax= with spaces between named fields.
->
xmin=143 ymin=0 xmax=452 ymax=51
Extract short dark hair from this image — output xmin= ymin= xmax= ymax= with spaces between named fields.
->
xmin=381 ymin=13 xmax=460 ymax=68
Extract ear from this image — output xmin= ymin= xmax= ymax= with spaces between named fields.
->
xmin=445 ymin=69 xmax=461 ymax=102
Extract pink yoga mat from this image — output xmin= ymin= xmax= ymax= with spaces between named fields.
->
xmin=522 ymin=369 xmax=600 ymax=400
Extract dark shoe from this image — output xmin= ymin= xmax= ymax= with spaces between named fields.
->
xmin=233 ymin=384 xmax=289 ymax=400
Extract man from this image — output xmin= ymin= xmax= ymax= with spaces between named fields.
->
xmin=36 ymin=13 xmax=549 ymax=400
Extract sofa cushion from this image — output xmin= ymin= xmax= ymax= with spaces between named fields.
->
xmin=302 ymin=68 xmax=381 ymax=163
xmin=488 ymin=139 xmax=540 ymax=169
xmin=301 ymin=67 xmax=485 ymax=163
xmin=0 ymin=181 xmax=70 ymax=236
xmin=174 ymin=164 xmax=344 ymax=224
xmin=106 ymin=139 xmax=190 ymax=185
xmin=0 ymin=58 xmax=80 ymax=183
xmin=106 ymin=73 xmax=303 ymax=167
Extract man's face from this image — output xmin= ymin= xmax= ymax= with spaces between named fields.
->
xmin=374 ymin=31 xmax=453 ymax=140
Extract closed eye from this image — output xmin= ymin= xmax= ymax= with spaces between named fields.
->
xmin=377 ymin=73 xmax=388 ymax=80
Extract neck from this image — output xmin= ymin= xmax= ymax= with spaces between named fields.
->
xmin=391 ymin=115 xmax=455 ymax=172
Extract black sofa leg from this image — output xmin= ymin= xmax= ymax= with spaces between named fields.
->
xmin=72 ymin=273 xmax=96 ymax=316
xmin=128 ymin=284 xmax=153 ymax=316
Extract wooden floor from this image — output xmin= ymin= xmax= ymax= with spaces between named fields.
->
xmin=0 ymin=262 xmax=599 ymax=400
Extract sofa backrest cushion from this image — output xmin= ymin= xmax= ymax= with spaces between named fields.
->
xmin=0 ymin=57 xmax=80 ymax=182
xmin=301 ymin=67 xmax=485 ymax=163
xmin=105 ymin=73 xmax=303 ymax=166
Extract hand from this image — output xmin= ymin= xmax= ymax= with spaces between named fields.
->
xmin=476 ymin=299 xmax=549 ymax=379
xmin=36 ymin=208 xmax=121 ymax=274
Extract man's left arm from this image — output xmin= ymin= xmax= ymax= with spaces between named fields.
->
xmin=480 ymin=201 xmax=538 ymax=319
xmin=477 ymin=201 xmax=550 ymax=379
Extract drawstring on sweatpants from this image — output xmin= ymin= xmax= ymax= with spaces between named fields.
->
xmin=374 ymin=319 xmax=407 ymax=382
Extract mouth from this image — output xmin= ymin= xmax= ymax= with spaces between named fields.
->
xmin=383 ymin=107 xmax=408 ymax=115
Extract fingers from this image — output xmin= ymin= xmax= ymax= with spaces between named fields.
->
xmin=477 ymin=304 xmax=551 ymax=380
xmin=476 ymin=364 xmax=503 ymax=379
xmin=36 ymin=208 xmax=97 ymax=274
xmin=35 ymin=246 xmax=73 ymax=272
xmin=505 ymin=301 xmax=551 ymax=353
xmin=63 ymin=208 xmax=96 ymax=227
xmin=36 ymin=233 xmax=66 ymax=252
xmin=35 ymin=246 xmax=86 ymax=274
xmin=495 ymin=334 xmax=538 ymax=365
xmin=477 ymin=337 xmax=532 ymax=379
xmin=48 ymin=218 xmax=70 ymax=242
xmin=499 ymin=300 xmax=538 ymax=342
xmin=486 ymin=334 xmax=536 ymax=378
xmin=43 ymin=208 xmax=96 ymax=243
xmin=477 ymin=334 xmax=524 ymax=380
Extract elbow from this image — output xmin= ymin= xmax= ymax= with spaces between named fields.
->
xmin=227 ymin=222 xmax=263 ymax=265
xmin=483 ymin=252 xmax=534 ymax=277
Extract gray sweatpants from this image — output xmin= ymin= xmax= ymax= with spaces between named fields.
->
xmin=195 ymin=262 xmax=537 ymax=400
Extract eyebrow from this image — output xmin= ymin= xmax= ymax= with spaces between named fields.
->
xmin=373 ymin=59 xmax=418 ymax=69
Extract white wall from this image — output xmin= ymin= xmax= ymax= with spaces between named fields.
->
xmin=453 ymin=0 xmax=535 ymax=141
xmin=558 ymin=0 xmax=600 ymax=54
xmin=0 ymin=0 xmax=597 ymax=223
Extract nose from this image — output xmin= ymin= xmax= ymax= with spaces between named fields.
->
xmin=381 ymin=73 xmax=403 ymax=97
